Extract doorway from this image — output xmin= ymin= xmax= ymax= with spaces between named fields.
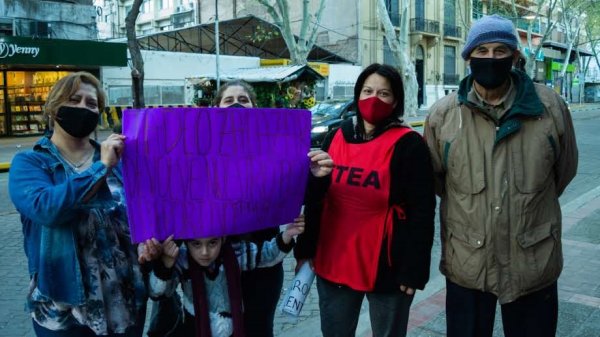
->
xmin=416 ymin=45 xmax=425 ymax=107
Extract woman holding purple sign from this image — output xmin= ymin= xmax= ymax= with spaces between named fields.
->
xmin=295 ymin=63 xmax=436 ymax=337
xmin=8 ymin=72 xmax=156 ymax=337
xmin=217 ymin=80 xmax=289 ymax=337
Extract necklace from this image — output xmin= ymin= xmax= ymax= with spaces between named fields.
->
xmin=61 ymin=150 xmax=94 ymax=169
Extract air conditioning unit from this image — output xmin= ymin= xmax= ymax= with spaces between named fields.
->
xmin=29 ymin=21 xmax=50 ymax=38
xmin=176 ymin=6 xmax=183 ymax=13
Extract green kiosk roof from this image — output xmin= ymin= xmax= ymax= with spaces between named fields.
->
xmin=0 ymin=36 xmax=127 ymax=67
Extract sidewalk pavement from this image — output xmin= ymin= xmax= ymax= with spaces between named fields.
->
xmin=274 ymin=187 xmax=600 ymax=337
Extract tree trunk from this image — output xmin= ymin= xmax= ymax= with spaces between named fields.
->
xmin=125 ymin=0 xmax=145 ymax=108
xmin=376 ymin=0 xmax=418 ymax=117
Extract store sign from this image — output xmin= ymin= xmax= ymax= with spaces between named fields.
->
xmin=0 ymin=42 xmax=40 ymax=59
xmin=0 ymin=36 xmax=126 ymax=67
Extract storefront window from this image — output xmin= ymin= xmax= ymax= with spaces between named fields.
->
xmin=107 ymin=85 xmax=185 ymax=107
xmin=5 ymin=70 xmax=72 ymax=135
xmin=144 ymin=85 xmax=161 ymax=105
xmin=161 ymin=86 xmax=184 ymax=105
xmin=108 ymin=86 xmax=133 ymax=106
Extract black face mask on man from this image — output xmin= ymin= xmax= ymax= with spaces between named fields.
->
xmin=227 ymin=103 xmax=246 ymax=108
xmin=469 ymin=56 xmax=514 ymax=89
xmin=55 ymin=106 xmax=99 ymax=138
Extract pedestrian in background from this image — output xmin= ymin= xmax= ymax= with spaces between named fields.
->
xmin=424 ymin=14 xmax=578 ymax=337
xmin=8 ymin=71 xmax=154 ymax=336
xmin=295 ymin=63 xmax=436 ymax=337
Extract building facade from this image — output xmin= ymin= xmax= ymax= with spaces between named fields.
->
xmin=93 ymin=0 xmax=591 ymax=108
xmin=358 ymin=0 xmax=469 ymax=108
xmin=0 ymin=0 xmax=127 ymax=137
xmin=96 ymin=0 xmax=359 ymax=63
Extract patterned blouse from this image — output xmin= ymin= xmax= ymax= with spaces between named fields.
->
xmin=29 ymin=170 xmax=147 ymax=335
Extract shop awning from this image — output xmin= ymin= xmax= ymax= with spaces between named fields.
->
xmin=191 ymin=64 xmax=325 ymax=83
xmin=133 ymin=15 xmax=352 ymax=64
xmin=542 ymin=41 xmax=593 ymax=57
xmin=0 ymin=36 xmax=127 ymax=67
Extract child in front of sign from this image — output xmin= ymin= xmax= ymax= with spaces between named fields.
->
xmin=140 ymin=215 xmax=305 ymax=337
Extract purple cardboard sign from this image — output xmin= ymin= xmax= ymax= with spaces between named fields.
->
xmin=121 ymin=107 xmax=311 ymax=243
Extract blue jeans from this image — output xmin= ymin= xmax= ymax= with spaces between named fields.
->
xmin=33 ymin=320 xmax=144 ymax=337
xmin=317 ymin=276 xmax=414 ymax=337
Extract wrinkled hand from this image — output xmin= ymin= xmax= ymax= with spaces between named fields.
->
xmin=161 ymin=235 xmax=179 ymax=269
xmin=101 ymin=133 xmax=126 ymax=168
xmin=400 ymin=284 xmax=415 ymax=295
xmin=295 ymin=258 xmax=314 ymax=274
xmin=137 ymin=238 xmax=162 ymax=264
xmin=282 ymin=214 xmax=305 ymax=244
xmin=308 ymin=150 xmax=334 ymax=177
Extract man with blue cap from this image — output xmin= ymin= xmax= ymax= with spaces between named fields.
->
xmin=424 ymin=14 xmax=578 ymax=337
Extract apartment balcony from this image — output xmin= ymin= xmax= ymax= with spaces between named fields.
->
xmin=443 ymin=73 xmax=460 ymax=85
xmin=410 ymin=18 xmax=440 ymax=35
xmin=171 ymin=10 xmax=194 ymax=29
xmin=443 ymin=24 xmax=461 ymax=39
xmin=511 ymin=18 xmax=542 ymax=36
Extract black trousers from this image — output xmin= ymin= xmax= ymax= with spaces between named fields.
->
xmin=446 ymin=279 xmax=558 ymax=337
xmin=241 ymin=262 xmax=284 ymax=337
xmin=317 ymin=276 xmax=414 ymax=337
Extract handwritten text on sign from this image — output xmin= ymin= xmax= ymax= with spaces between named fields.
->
xmin=121 ymin=107 xmax=311 ymax=243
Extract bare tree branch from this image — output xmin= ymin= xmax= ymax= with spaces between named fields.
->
xmin=376 ymin=0 xmax=418 ymax=116
xmin=256 ymin=0 xmax=326 ymax=64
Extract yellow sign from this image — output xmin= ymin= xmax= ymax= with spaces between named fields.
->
xmin=260 ymin=59 xmax=330 ymax=77
xmin=308 ymin=62 xmax=330 ymax=77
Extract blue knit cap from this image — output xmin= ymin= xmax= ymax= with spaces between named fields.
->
xmin=461 ymin=14 xmax=518 ymax=60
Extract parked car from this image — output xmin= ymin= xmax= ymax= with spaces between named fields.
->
xmin=310 ymin=99 xmax=355 ymax=148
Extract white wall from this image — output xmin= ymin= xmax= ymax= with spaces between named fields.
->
xmin=100 ymin=50 xmax=260 ymax=105
xmin=326 ymin=64 xmax=362 ymax=99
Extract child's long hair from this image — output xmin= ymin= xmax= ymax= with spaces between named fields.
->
xmin=188 ymin=240 xmax=245 ymax=337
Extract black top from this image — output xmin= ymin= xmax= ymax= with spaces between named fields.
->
xmin=295 ymin=119 xmax=436 ymax=291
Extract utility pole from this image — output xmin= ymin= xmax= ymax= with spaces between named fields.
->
xmin=215 ymin=0 xmax=220 ymax=93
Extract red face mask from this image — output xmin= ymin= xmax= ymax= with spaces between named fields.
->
xmin=358 ymin=96 xmax=395 ymax=124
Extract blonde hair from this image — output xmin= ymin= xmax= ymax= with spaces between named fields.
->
xmin=44 ymin=71 xmax=106 ymax=129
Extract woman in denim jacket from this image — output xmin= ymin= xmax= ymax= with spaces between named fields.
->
xmin=8 ymin=72 xmax=153 ymax=337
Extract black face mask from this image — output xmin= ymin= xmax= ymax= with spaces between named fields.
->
xmin=227 ymin=103 xmax=246 ymax=108
xmin=55 ymin=106 xmax=99 ymax=138
xmin=469 ymin=56 xmax=514 ymax=89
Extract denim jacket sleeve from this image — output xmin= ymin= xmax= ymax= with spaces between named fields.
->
xmin=9 ymin=151 xmax=110 ymax=227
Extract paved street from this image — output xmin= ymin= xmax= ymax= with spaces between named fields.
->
xmin=1 ymin=105 xmax=599 ymax=336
